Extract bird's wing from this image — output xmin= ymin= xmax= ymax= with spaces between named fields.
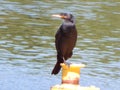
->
xmin=55 ymin=26 xmax=62 ymax=52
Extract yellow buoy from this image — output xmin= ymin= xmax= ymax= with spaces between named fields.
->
xmin=61 ymin=63 xmax=85 ymax=85
xmin=51 ymin=63 xmax=100 ymax=90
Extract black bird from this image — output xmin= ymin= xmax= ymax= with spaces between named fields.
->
xmin=51 ymin=13 xmax=77 ymax=75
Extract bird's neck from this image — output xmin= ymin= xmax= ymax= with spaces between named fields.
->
xmin=66 ymin=18 xmax=75 ymax=23
xmin=63 ymin=20 xmax=75 ymax=26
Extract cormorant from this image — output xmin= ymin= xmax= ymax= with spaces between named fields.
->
xmin=51 ymin=13 xmax=77 ymax=75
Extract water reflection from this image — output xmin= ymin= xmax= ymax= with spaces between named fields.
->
xmin=0 ymin=0 xmax=120 ymax=90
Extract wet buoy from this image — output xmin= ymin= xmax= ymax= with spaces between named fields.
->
xmin=61 ymin=63 xmax=85 ymax=85
xmin=51 ymin=63 xmax=100 ymax=90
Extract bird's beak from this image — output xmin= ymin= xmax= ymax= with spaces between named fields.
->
xmin=52 ymin=14 xmax=62 ymax=18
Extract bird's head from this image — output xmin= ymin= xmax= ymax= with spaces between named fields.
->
xmin=52 ymin=13 xmax=74 ymax=22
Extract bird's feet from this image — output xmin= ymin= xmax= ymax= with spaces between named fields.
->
xmin=64 ymin=61 xmax=72 ymax=68
xmin=63 ymin=57 xmax=72 ymax=67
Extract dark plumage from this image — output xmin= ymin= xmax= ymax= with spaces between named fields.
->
xmin=51 ymin=13 xmax=77 ymax=75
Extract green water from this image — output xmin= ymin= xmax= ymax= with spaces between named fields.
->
xmin=0 ymin=0 xmax=120 ymax=90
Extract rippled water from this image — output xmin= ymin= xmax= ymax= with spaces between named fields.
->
xmin=0 ymin=0 xmax=120 ymax=90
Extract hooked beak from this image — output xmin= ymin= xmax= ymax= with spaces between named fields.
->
xmin=52 ymin=14 xmax=67 ymax=19
xmin=52 ymin=14 xmax=62 ymax=18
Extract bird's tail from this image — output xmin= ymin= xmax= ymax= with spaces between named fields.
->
xmin=51 ymin=61 xmax=61 ymax=75
xmin=51 ymin=55 xmax=63 ymax=75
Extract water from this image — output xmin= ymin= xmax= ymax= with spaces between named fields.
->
xmin=0 ymin=0 xmax=120 ymax=90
